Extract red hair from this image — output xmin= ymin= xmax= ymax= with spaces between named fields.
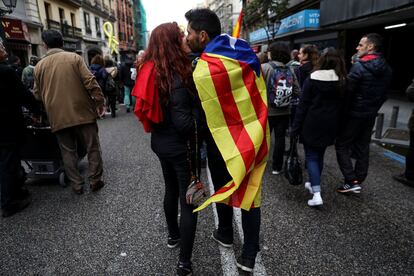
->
xmin=138 ymin=22 xmax=193 ymax=105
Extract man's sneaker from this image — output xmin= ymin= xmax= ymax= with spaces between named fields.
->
xmin=90 ymin=180 xmax=105 ymax=192
xmin=304 ymin=182 xmax=313 ymax=194
xmin=307 ymin=192 xmax=323 ymax=207
xmin=271 ymin=170 xmax=283 ymax=175
xmin=212 ymin=230 xmax=233 ymax=248
xmin=236 ymin=256 xmax=255 ymax=273
xmin=176 ymin=261 xmax=192 ymax=276
xmin=167 ymin=237 xmax=180 ymax=249
xmin=336 ymin=181 xmax=361 ymax=194
xmin=393 ymin=174 xmax=414 ymax=187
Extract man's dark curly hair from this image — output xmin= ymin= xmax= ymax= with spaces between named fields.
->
xmin=185 ymin=8 xmax=221 ymax=39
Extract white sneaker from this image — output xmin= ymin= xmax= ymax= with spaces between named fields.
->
xmin=272 ymin=170 xmax=283 ymax=175
xmin=304 ymin=182 xmax=313 ymax=194
xmin=307 ymin=192 xmax=323 ymax=206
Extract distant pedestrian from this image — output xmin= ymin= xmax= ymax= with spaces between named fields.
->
xmin=90 ymin=55 xmax=109 ymax=116
xmin=33 ymin=30 xmax=106 ymax=195
xmin=21 ymin=56 xmax=40 ymax=90
xmin=291 ymin=47 xmax=347 ymax=206
xmin=287 ymin=49 xmax=300 ymax=68
xmin=120 ymin=57 xmax=135 ymax=112
xmin=8 ymin=55 xmax=23 ymax=79
xmin=393 ymin=78 xmax=414 ymax=186
xmin=335 ymin=33 xmax=392 ymax=194
xmin=104 ymin=57 xmax=119 ymax=118
xmin=297 ymin=44 xmax=319 ymax=88
xmin=132 ymin=22 xmax=199 ymax=276
xmin=262 ymin=41 xmax=300 ymax=175
xmin=0 ymin=42 xmax=40 ymax=217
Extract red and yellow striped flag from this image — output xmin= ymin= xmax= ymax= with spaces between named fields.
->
xmin=232 ymin=9 xmax=243 ymax=38
xmin=193 ymin=34 xmax=270 ymax=212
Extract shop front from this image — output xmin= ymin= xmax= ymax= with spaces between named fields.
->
xmin=249 ymin=9 xmax=338 ymax=53
xmin=1 ymin=17 xmax=31 ymax=66
xmin=320 ymin=0 xmax=414 ymax=94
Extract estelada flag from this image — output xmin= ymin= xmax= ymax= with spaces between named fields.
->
xmin=232 ymin=9 xmax=243 ymax=38
xmin=193 ymin=34 xmax=270 ymax=212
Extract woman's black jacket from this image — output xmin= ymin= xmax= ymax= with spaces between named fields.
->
xmin=291 ymin=70 xmax=344 ymax=148
xmin=0 ymin=62 xmax=40 ymax=146
xmin=151 ymin=77 xmax=199 ymax=159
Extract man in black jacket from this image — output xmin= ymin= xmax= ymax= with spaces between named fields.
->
xmin=0 ymin=42 xmax=40 ymax=217
xmin=336 ymin=33 xmax=392 ymax=193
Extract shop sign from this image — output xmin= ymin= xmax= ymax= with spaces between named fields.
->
xmin=248 ymin=9 xmax=320 ymax=43
xmin=276 ymin=9 xmax=320 ymax=36
xmin=1 ymin=18 xmax=30 ymax=41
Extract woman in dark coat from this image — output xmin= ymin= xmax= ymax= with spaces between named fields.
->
xmin=291 ymin=47 xmax=347 ymax=206
xmin=132 ymin=22 xmax=199 ymax=276
xmin=297 ymin=44 xmax=319 ymax=88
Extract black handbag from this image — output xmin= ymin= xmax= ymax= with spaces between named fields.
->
xmin=185 ymin=120 xmax=208 ymax=206
xmin=284 ymin=135 xmax=303 ymax=185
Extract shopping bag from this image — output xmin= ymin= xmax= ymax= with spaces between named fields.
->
xmin=284 ymin=136 xmax=303 ymax=185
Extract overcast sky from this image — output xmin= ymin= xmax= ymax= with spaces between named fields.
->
xmin=141 ymin=0 xmax=204 ymax=32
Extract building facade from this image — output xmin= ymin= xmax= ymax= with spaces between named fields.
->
xmin=132 ymin=0 xmax=146 ymax=51
xmin=80 ymin=0 xmax=116 ymax=64
xmin=115 ymin=0 xmax=135 ymax=61
xmin=1 ymin=0 xmax=44 ymax=66
xmin=207 ymin=0 xmax=242 ymax=35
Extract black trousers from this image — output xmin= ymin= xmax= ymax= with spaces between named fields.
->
xmin=335 ymin=116 xmax=376 ymax=183
xmin=0 ymin=146 xmax=24 ymax=209
xmin=206 ymin=133 xmax=261 ymax=260
xmin=405 ymin=131 xmax=414 ymax=180
xmin=108 ymin=95 xmax=117 ymax=117
xmin=268 ymin=115 xmax=290 ymax=171
xmin=159 ymin=155 xmax=197 ymax=262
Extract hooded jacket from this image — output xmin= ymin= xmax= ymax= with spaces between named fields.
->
xmin=347 ymin=53 xmax=392 ymax=118
xmin=292 ymin=69 xmax=344 ymax=147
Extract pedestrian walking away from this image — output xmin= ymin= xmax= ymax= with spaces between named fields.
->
xmin=262 ymin=41 xmax=300 ymax=175
xmin=291 ymin=47 xmax=348 ymax=206
xmin=186 ymin=8 xmax=269 ymax=273
xmin=335 ymin=33 xmax=392 ymax=194
xmin=0 ymin=42 xmax=41 ymax=217
xmin=131 ymin=22 xmax=200 ymax=276
xmin=33 ymin=30 xmax=106 ymax=195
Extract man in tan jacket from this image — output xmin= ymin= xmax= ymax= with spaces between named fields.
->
xmin=34 ymin=30 xmax=105 ymax=195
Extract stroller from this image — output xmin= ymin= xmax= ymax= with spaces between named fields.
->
xmin=20 ymin=112 xmax=66 ymax=186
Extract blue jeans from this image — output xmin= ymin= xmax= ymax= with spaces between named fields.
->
xmin=123 ymin=86 xmax=135 ymax=109
xmin=304 ymin=145 xmax=327 ymax=193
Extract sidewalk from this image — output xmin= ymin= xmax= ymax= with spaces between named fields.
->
xmin=379 ymin=94 xmax=413 ymax=129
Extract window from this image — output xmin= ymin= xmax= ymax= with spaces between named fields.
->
xmin=95 ymin=17 xmax=101 ymax=36
xmin=70 ymin=13 xmax=76 ymax=27
xmin=59 ymin=8 xmax=65 ymax=23
xmin=84 ymin=12 xmax=91 ymax=34
xmin=44 ymin=2 xmax=51 ymax=21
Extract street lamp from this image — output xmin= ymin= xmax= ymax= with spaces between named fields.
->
xmin=0 ymin=0 xmax=17 ymax=16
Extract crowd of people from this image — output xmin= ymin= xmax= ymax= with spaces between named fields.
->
xmin=1 ymin=6 xmax=413 ymax=276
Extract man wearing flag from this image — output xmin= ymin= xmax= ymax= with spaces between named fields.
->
xmin=185 ymin=8 xmax=270 ymax=273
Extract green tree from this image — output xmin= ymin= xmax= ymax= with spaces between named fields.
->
xmin=245 ymin=0 xmax=289 ymax=42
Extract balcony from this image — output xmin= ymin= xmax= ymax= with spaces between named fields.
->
xmin=61 ymin=0 xmax=82 ymax=7
xmin=46 ymin=19 xmax=82 ymax=39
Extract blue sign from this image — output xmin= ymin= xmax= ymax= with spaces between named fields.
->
xmin=248 ymin=9 xmax=320 ymax=43
xmin=276 ymin=9 xmax=320 ymax=36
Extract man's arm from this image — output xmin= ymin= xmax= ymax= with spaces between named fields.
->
xmin=406 ymin=78 xmax=414 ymax=102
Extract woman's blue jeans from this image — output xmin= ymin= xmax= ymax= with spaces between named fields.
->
xmin=304 ymin=144 xmax=327 ymax=193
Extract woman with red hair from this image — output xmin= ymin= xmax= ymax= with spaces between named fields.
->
xmin=132 ymin=22 xmax=199 ymax=276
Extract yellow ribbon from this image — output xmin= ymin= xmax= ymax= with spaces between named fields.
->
xmin=103 ymin=22 xmax=119 ymax=54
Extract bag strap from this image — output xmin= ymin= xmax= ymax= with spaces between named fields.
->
xmin=186 ymin=119 xmax=199 ymax=179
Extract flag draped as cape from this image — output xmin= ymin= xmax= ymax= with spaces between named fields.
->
xmin=193 ymin=34 xmax=270 ymax=212
xmin=131 ymin=62 xmax=163 ymax=132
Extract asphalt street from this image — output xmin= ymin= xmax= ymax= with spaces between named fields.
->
xmin=1 ymin=108 xmax=413 ymax=275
